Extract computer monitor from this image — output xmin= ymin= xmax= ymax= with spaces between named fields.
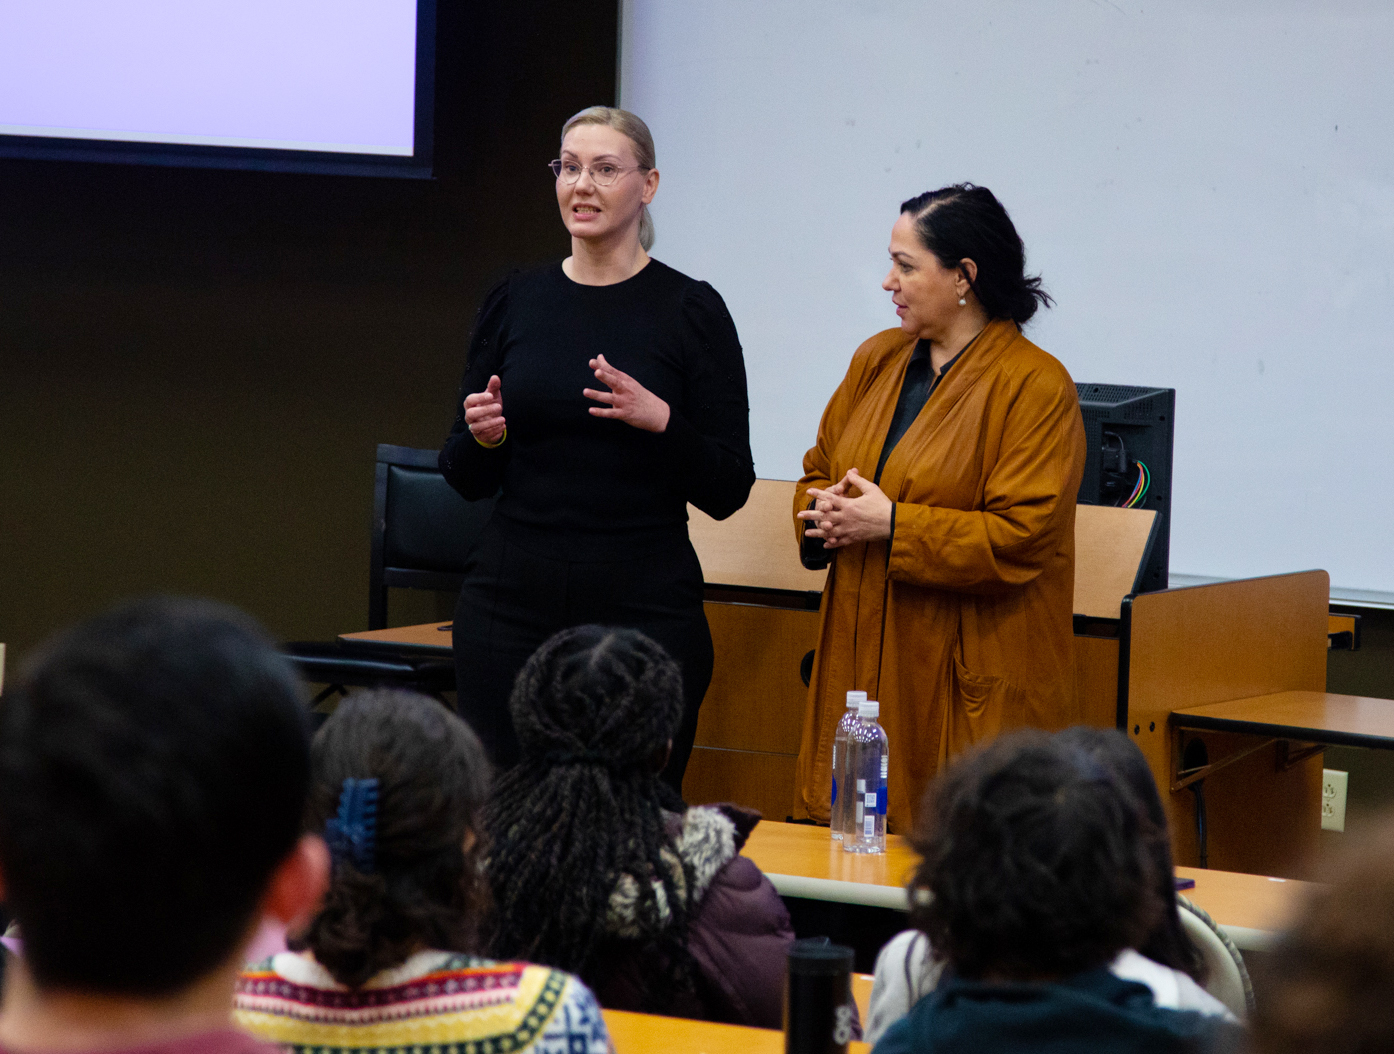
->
xmin=1075 ymin=384 xmax=1175 ymax=594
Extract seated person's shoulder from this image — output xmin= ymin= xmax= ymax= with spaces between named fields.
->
xmin=1109 ymin=949 xmax=1237 ymax=1020
xmin=236 ymin=952 xmax=606 ymax=1053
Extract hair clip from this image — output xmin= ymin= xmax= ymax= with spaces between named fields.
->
xmin=324 ymin=777 xmax=378 ymax=873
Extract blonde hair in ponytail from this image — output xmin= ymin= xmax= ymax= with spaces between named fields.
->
xmin=561 ymin=106 xmax=656 ymax=251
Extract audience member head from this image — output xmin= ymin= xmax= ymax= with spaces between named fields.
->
xmin=483 ymin=626 xmax=689 ymax=1002
xmin=1056 ymin=725 xmax=1206 ymax=982
xmin=0 ymin=596 xmax=316 ymax=996
xmin=297 ymin=689 xmax=492 ymax=988
xmin=899 ymin=183 xmax=1051 ymax=325
xmin=1250 ymin=815 xmax=1394 ymax=1054
xmin=907 ymin=729 xmax=1162 ymax=981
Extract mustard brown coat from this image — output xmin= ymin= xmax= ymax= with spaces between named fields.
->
xmin=794 ymin=319 xmax=1086 ymax=831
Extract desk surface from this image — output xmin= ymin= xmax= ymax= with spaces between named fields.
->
xmin=339 ymin=621 xmax=453 ymax=656
xmin=1171 ymin=690 xmax=1394 ymax=751
xmin=603 ymin=1009 xmax=870 ymax=1054
xmin=745 ymin=821 xmax=1309 ymax=948
xmin=743 ymin=820 xmax=918 ymax=910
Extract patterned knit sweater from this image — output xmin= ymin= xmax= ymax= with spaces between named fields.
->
xmin=233 ymin=950 xmax=609 ymax=1054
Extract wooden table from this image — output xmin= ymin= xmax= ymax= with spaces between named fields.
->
xmin=603 ymin=1009 xmax=870 ymax=1054
xmin=745 ymin=821 xmax=1309 ymax=949
xmin=743 ymin=820 xmax=918 ymax=910
xmin=338 ymin=621 xmax=452 ymax=656
xmin=1172 ymin=690 xmax=1394 ymax=750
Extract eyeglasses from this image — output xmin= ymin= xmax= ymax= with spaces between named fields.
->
xmin=549 ymin=159 xmax=646 ymax=186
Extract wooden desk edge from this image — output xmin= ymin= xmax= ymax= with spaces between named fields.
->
xmin=765 ymin=872 xmax=909 ymax=910
xmin=337 ymin=623 xmax=454 ymax=656
xmin=767 ymin=872 xmax=1270 ymax=948
xmin=601 ymin=1009 xmax=871 ymax=1054
xmin=1167 ymin=711 xmax=1394 ymax=752
xmin=338 ymin=621 xmax=451 ymax=640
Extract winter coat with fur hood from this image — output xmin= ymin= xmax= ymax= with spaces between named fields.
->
xmin=587 ymin=804 xmax=794 ymax=1028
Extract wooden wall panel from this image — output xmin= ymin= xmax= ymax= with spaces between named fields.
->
xmin=1075 ymin=634 xmax=1121 ymax=729
xmin=1167 ymin=734 xmax=1323 ymax=876
xmin=688 ymin=481 xmax=827 ymax=593
xmin=683 ymin=747 xmax=798 ymax=821
xmin=696 ymin=601 xmax=819 ymax=754
xmin=1123 ymin=571 xmax=1329 ymax=876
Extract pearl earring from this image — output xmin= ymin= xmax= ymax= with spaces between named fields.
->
xmin=958 ymin=297 xmax=967 ymax=307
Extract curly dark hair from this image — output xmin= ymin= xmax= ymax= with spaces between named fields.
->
xmin=900 ymin=183 xmax=1052 ymax=326
xmin=483 ymin=625 xmax=694 ymax=1011
xmin=1056 ymin=726 xmax=1206 ymax=983
xmin=296 ymin=689 xmax=492 ymax=988
xmin=907 ymin=729 xmax=1163 ymax=981
xmin=1251 ymin=815 xmax=1394 ymax=1054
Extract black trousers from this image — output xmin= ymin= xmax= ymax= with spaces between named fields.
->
xmin=452 ymin=517 xmax=713 ymax=796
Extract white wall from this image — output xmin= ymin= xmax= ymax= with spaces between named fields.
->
xmin=621 ymin=0 xmax=1394 ymax=595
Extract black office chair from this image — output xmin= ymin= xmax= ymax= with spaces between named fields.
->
xmin=287 ymin=443 xmax=496 ymax=706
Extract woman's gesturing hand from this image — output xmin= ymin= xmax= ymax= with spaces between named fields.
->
xmin=797 ymin=468 xmax=894 ymax=548
xmin=464 ymin=374 xmax=506 ymax=445
xmin=584 ymin=353 xmax=671 ymax=433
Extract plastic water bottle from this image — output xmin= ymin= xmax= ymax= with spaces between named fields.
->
xmin=843 ymin=699 xmax=888 ymax=854
xmin=830 ymin=691 xmax=866 ymax=841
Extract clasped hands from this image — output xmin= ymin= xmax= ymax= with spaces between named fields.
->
xmin=797 ymin=468 xmax=894 ymax=548
xmin=464 ymin=354 xmax=670 ymax=442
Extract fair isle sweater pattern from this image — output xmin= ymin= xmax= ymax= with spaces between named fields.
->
xmin=234 ymin=951 xmax=607 ymax=1054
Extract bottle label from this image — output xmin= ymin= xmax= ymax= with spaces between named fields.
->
xmin=881 ymin=754 xmax=888 ymax=780
xmin=831 ymin=776 xmax=838 ymax=807
xmin=864 ymin=814 xmax=875 ymax=838
xmin=864 ymin=791 xmax=876 ymax=810
xmin=857 ymin=779 xmax=866 ymax=793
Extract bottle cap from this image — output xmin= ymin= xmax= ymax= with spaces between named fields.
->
xmin=858 ymin=699 xmax=880 ymax=720
xmin=845 ymin=690 xmax=867 ymax=709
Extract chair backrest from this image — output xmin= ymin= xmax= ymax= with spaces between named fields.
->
xmin=369 ymin=444 xmax=497 ymax=629
xmin=1177 ymin=896 xmax=1252 ymax=1018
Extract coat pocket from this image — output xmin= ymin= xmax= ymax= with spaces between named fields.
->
xmin=950 ymin=654 xmax=1026 ymax=748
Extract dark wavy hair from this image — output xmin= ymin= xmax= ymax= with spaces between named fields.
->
xmin=908 ymin=729 xmax=1162 ymax=980
xmin=483 ymin=626 xmax=694 ymax=1011
xmin=900 ymin=183 xmax=1051 ymax=325
xmin=296 ymin=689 xmax=491 ymax=988
xmin=1056 ymin=726 xmax=1206 ymax=983
xmin=1252 ymin=815 xmax=1394 ymax=1054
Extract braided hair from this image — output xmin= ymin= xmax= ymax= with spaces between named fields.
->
xmin=483 ymin=626 xmax=694 ymax=1009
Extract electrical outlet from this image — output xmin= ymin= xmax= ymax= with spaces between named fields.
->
xmin=1322 ymin=769 xmax=1348 ymax=832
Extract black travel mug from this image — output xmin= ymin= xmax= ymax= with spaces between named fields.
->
xmin=784 ymin=937 xmax=855 ymax=1054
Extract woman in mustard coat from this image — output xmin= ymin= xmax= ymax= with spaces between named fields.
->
xmin=794 ymin=184 xmax=1086 ymax=832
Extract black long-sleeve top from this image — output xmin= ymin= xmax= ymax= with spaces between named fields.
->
xmin=440 ymin=260 xmax=755 ymax=557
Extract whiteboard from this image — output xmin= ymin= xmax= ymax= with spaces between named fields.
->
xmin=620 ymin=0 xmax=1394 ymax=596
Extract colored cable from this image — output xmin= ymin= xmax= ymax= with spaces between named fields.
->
xmin=1124 ymin=460 xmax=1151 ymax=508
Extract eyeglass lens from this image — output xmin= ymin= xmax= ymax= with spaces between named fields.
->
xmin=549 ymin=160 xmax=626 ymax=186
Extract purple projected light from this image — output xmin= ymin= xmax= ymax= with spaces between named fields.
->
xmin=0 ymin=0 xmax=418 ymax=155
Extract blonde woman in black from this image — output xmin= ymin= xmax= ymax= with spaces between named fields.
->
xmin=440 ymin=106 xmax=753 ymax=788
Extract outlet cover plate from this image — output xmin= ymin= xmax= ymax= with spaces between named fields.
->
xmin=1323 ymin=768 xmax=1348 ymax=832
